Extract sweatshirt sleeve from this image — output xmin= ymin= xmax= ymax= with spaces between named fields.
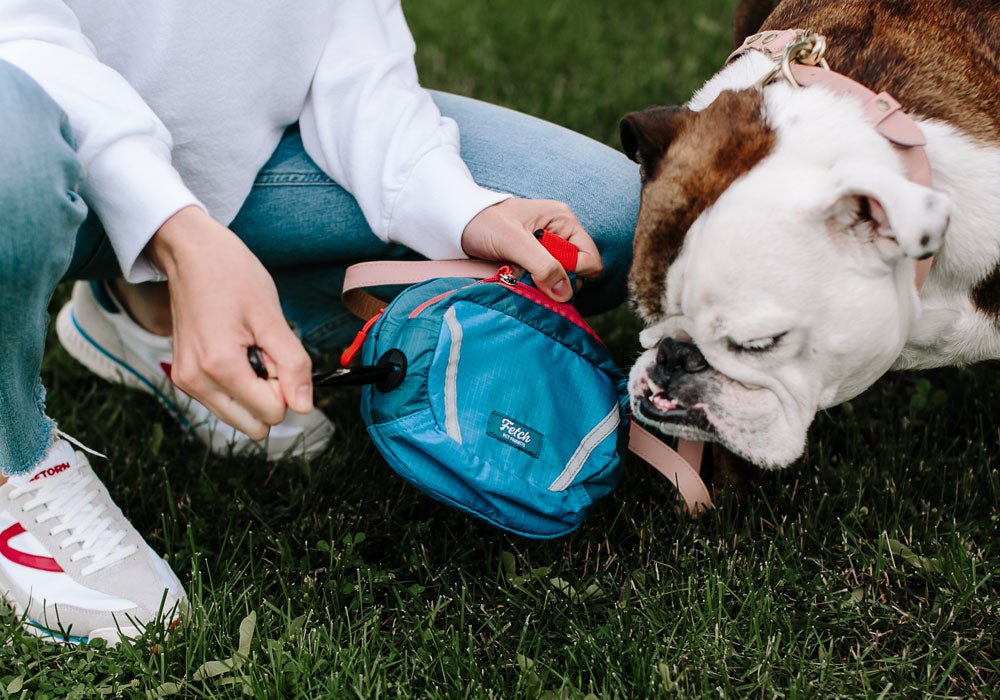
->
xmin=298 ymin=0 xmax=511 ymax=261
xmin=0 ymin=0 xmax=202 ymax=282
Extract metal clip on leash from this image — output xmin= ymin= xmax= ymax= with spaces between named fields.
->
xmin=757 ymin=29 xmax=831 ymax=88
xmin=247 ymin=345 xmax=406 ymax=392
xmin=779 ymin=30 xmax=829 ymax=86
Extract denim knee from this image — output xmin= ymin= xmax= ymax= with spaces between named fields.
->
xmin=429 ymin=92 xmax=640 ymax=314
xmin=0 ymin=59 xmax=87 ymax=285
xmin=581 ymin=148 xmax=639 ymax=305
xmin=554 ymin=143 xmax=640 ymax=315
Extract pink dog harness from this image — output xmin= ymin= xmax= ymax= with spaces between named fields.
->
xmin=729 ymin=28 xmax=935 ymax=286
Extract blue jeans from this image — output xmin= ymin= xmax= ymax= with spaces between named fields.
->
xmin=0 ymin=59 xmax=639 ymax=475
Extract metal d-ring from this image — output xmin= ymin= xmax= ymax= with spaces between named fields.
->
xmin=778 ymin=30 xmax=831 ymax=87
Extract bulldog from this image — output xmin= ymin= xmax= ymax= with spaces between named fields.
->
xmin=621 ymin=0 xmax=1000 ymax=470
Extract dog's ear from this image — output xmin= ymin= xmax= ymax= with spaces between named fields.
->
xmin=620 ymin=106 xmax=691 ymax=182
xmin=823 ymin=162 xmax=951 ymax=262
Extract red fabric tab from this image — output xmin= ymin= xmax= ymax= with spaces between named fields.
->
xmin=339 ymin=308 xmax=385 ymax=367
xmin=537 ymin=229 xmax=578 ymax=272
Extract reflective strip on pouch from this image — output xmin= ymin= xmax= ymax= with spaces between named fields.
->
xmin=443 ymin=307 xmax=463 ymax=444
xmin=548 ymin=404 xmax=621 ymax=492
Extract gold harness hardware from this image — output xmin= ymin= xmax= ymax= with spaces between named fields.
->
xmin=758 ymin=30 xmax=832 ymax=88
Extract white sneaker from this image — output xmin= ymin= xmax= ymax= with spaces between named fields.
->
xmin=0 ymin=437 xmax=186 ymax=645
xmin=56 ymin=281 xmax=335 ymax=461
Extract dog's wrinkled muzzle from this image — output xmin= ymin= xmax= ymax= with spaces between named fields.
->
xmin=634 ymin=339 xmax=715 ymax=433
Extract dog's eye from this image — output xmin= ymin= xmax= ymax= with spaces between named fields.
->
xmin=850 ymin=196 xmax=878 ymax=233
xmin=728 ymin=332 xmax=787 ymax=354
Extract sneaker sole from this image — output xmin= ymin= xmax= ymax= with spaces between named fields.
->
xmin=0 ymin=583 xmax=144 ymax=646
xmin=55 ymin=292 xmax=335 ymax=461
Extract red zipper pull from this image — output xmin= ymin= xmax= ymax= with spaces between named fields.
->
xmin=339 ymin=308 xmax=385 ymax=367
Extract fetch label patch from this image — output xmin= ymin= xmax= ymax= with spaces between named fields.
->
xmin=487 ymin=411 xmax=542 ymax=458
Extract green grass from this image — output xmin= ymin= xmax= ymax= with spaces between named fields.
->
xmin=3 ymin=0 xmax=999 ymax=697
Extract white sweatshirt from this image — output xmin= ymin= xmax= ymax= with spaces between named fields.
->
xmin=0 ymin=0 xmax=509 ymax=282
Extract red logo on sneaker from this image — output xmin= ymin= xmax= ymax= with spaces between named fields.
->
xmin=0 ymin=524 xmax=64 ymax=572
xmin=28 ymin=462 xmax=70 ymax=482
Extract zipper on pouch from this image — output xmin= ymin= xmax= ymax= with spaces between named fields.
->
xmin=410 ymin=265 xmax=602 ymax=343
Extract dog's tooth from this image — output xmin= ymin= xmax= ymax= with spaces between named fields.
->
xmin=651 ymin=394 xmax=678 ymax=412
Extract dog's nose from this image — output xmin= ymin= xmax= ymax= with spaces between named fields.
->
xmin=656 ymin=338 xmax=709 ymax=374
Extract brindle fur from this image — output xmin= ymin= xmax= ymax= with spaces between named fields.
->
xmin=621 ymin=90 xmax=776 ymax=321
xmin=703 ymin=443 xmax=767 ymax=505
xmin=626 ymin=0 xmax=1000 ymax=342
xmin=973 ymin=264 xmax=1000 ymax=318
xmin=743 ymin=0 xmax=1000 ymax=319
xmin=754 ymin=0 xmax=1000 ymax=146
xmin=732 ymin=0 xmax=781 ymax=50
xmin=620 ymin=92 xmax=776 ymax=500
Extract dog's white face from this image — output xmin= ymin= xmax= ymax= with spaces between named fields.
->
xmin=621 ymin=85 xmax=951 ymax=468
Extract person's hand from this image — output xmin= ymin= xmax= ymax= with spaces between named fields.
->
xmin=147 ymin=206 xmax=313 ymax=439
xmin=461 ymin=198 xmax=603 ymax=302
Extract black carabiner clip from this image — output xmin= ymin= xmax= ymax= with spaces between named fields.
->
xmin=247 ymin=345 xmax=406 ymax=392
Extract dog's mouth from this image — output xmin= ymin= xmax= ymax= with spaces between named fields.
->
xmin=634 ymin=375 xmax=715 ymax=435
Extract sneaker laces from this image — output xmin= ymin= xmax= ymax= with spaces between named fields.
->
xmin=56 ymin=429 xmax=107 ymax=460
xmin=8 ymin=451 xmax=138 ymax=576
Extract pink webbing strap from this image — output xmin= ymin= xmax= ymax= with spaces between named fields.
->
xmin=785 ymin=63 xmax=932 ymax=186
xmin=342 ymin=228 xmax=579 ymax=320
xmin=728 ymin=28 xmax=800 ymax=62
xmin=629 ymin=421 xmax=712 ymax=515
xmin=342 ymin=259 xmax=501 ymax=320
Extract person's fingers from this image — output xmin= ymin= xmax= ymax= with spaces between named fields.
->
xmin=151 ymin=208 xmax=310 ymax=435
xmin=498 ymin=230 xmax=572 ymax=301
xmin=254 ymin=324 xmax=314 ymax=414
xmin=234 ymin=369 xmax=288 ymax=425
xmin=538 ymin=211 xmax=604 ymax=278
xmin=171 ymin=353 xmax=281 ymax=438
xmin=212 ymin=395 xmax=270 ymax=442
xmin=256 ymin=346 xmax=280 ymax=380
xmin=461 ymin=198 xmax=606 ymax=301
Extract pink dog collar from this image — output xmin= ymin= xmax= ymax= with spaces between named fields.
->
xmin=729 ymin=28 xmax=935 ymax=287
